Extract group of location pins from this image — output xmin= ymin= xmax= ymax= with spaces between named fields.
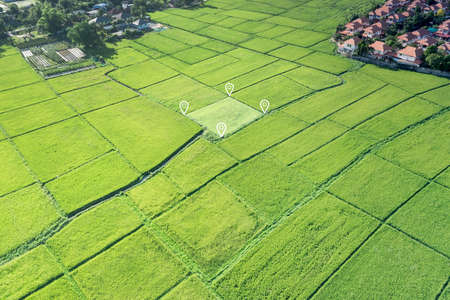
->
xmin=179 ymin=82 xmax=271 ymax=138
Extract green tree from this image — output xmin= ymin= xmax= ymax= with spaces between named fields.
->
xmin=425 ymin=53 xmax=444 ymax=69
xmin=357 ymin=40 xmax=371 ymax=56
xmin=37 ymin=7 xmax=65 ymax=34
xmin=67 ymin=21 xmax=103 ymax=49
xmin=0 ymin=18 xmax=7 ymax=40
xmin=132 ymin=0 xmax=148 ymax=17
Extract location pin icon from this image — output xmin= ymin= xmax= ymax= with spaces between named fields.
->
xmin=179 ymin=100 xmax=189 ymax=115
xmin=216 ymin=122 xmax=227 ymax=138
xmin=260 ymin=99 xmax=270 ymax=114
xmin=225 ymin=82 xmax=234 ymax=97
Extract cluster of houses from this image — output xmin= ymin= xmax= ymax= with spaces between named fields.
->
xmin=82 ymin=2 xmax=166 ymax=38
xmin=338 ymin=0 xmax=449 ymax=67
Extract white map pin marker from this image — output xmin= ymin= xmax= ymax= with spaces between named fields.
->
xmin=260 ymin=99 xmax=270 ymax=114
xmin=179 ymin=100 xmax=189 ymax=115
xmin=216 ymin=122 xmax=227 ymax=138
xmin=225 ymin=82 xmax=234 ymax=97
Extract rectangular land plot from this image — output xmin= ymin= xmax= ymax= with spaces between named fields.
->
xmin=141 ymin=75 xmax=225 ymax=112
xmin=377 ymin=113 xmax=449 ymax=178
xmin=201 ymin=40 xmax=236 ymax=52
xmin=172 ymin=47 xmax=218 ymax=64
xmin=107 ymin=47 xmax=149 ymax=68
xmin=197 ymin=25 xmax=251 ymax=44
xmin=188 ymin=97 xmax=261 ymax=138
xmin=72 ymin=228 xmax=188 ymax=299
xmin=136 ymin=33 xmax=190 ymax=54
xmin=85 ymin=97 xmax=201 ymax=172
xmin=181 ymin=54 xmax=239 ymax=77
xmin=257 ymin=25 xmax=296 ymax=39
xmin=0 ymin=245 xmax=63 ymax=300
xmin=0 ymin=184 xmax=60 ymax=257
xmin=236 ymin=2 xmax=286 ymax=15
xmin=355 ymin=97 xmax=442 ymax=141
xmin=26 ymin=276 xmax=80 ymax=300
xmin=46 ymin=196 xmax=142 ymax=269
xmin=283 ymin=71 xmax=385 ymax=123
xmin=292 ymin=131 xmax=374 ymax=184
xmin=267 ymin=120 xmax=347 ymax=165
xmin=109 ymin=60 xmax=178 ymax=90
xmin=216 ymin=193 xmax=378 ymax=299
xmin=315 ymin=226 xmax=450 ymax=299
xmin=160 ymin=28 xmax=209 ymax=46
xmin=436 ymin=167 xmax=450 ymax=187
xmin=47 ymin=66 xmax=113 ymax=94
xmin=329 ymin=85 xmax=412 ymax=127
xmin=196 ymin=13 xmax=229 ymax=24
xmin=233 ymin=75 xmax=312 ymax=110
xmin=284 ymin=66 xmax=342 ymax=90
xmin=0 ymin=140 xmax=35 ymax=196
xmin=265 ymin=15 xmax=311 ymax=27
xmin=156 ymin=14 xmax=208 ymax=31
xmin=0 ymin=82 xmax=56 ymax=114
xmin=60 ymin=80 xmax=138 ymax=113
xmin=297 ymin=52 xmax=361 ymax=75
xmin=128 ymin=173 xmax=183 ymax=218
xmin=276 ymin=29 xmax=329 ymax=47
xmin=389 ymin=183 xmax=449 ymax=256
xmin=239 ymin=37 xmax=285 ymax=53
xmin=162 ymin=275 xmax=216 ymax=300
xmin=219 ymin=111 xmax=308 ymax=160
xmin=164 ymin=138 xmax=236 ymax=193
xmin=329 ymin=154 xmax=426 ymax=219
xmin=14 ymin=117 xmax=111 ymax=182
xmin=215 ymin=16 xmax=247 ymax=28
xmin=221 ymin=9 xmax=271 ymax=21
xmin=46 ymin=151 xmax=139 ymax=215
xmin=233 ymin=21 xmax=277 ymax=34
xmin=419 ymin=85 xmax=450 ymax=107
xmin=0 ymin=67 xmax=41 ymax=92
xmin=219 ymin=153 xmax=315 ymax=222
xmin=0 ymin=98 xmax=76 ymax=137
xmin=155 ymin=181 xmax=262 ymax=277
xmin=269 ymin=44 xmax=313 ymax=60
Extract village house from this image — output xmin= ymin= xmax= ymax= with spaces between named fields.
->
xmin=344 ymin=21 xmax=364 ymax=34
xmin=363 ymin=21 xmax=387 ymax=38
xmin=387 ymin=11 xmax=411 ymax=24
xmin=438 ymin=42 xmax=450 ymax=54
xmin=407 ymin=0 xmax=427 ymax=12
xmin=398 ymin=28 xmax=430 ymax=46
xmin=436 ymin=20 xmax=450 ymax=39
xmin=338 ymin=37 xmax=361 ymax=54
xmin=385 ymin=0 xmax=411 ymax=8
xmin=370 ymin=41 xmax=393 ymax=58
xmin=369 ymin=5 xmax=395 ymax=20
xmin=416 ymin=36 xmax=438 ymax=49
xmin=395 ymin=46 xmax=424 ymax=66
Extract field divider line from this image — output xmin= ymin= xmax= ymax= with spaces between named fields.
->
xmin=56 ymin=78 xmax=112 ymax=96
xmin=0 ymin=96 xmax=58 ymax=116
xmin=155 ymin=273 xmax=192 ymax=300
xmin=0 ymin=181 xmax=36 ymax=199
xmin=436 ymin=276 xmax=449 ymax=299
xmin=0 ymin=79 xmax=43 ymax=94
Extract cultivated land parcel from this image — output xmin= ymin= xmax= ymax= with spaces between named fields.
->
xmin=0 ymin=0 xmax=449 ymax=299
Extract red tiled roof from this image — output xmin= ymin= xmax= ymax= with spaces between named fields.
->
xmin=438 ymin=42 xmax=450 ymax=52
xmin=345 ymin=37 xmax=361 ymax=46
xmin=398 ymin=32 xmax=416 ymax=42
xmin=370 ymin=41 xmax=392 ymax=52
xmin=417 ymin=36 xmax=438 ymax=47
xmin=398 ymin=46 xmax=424 ymax=58
xmin=412 ymin=28 xmax=429 ymax=38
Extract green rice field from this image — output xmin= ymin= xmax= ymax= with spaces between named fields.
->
xmin=0 ymin=0 xmax=449 ymax=298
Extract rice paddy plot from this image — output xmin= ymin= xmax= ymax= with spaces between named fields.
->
xmin=45 ymin=152 xmax=139 ymax=215
xmin=283 ymin=66 xmax=342 ymax=90
xmin=419 ymin=85 xmax=450 ymax=107
xmin=155 ymin=181 xmax=262 ymax=277
xmin=164 ymin=138 xmax=236 ymax=193
xmin=71 ymin=228 xmax=188 ymax=299
xmin=0 ymin=82 xmax=56 ymax=114
xmin=13 ymin=117 xmax=111 ymax=182
xmin=196 ymin=25 xmax=251 ymax=44
xmin=0 ymin=184 xmax=60 ymax=257
xmin=136 ymin=33 xmax=191 ymax=55
xmin=219 ymin=111 xmax=308 ymax=160
xmin=297 ymin=52 xmax=361 ymax=75
xmin=436 ymin=168 xmax=450 ymax=187
xmin=239 ymin=37 xmax=285 ymax=53
xmin=162 ymin=275 xmax=216 ymax=300
xmin=276 ymin=29 xmax=329 ymax=47
xmin=26 ymin=276 xmax=80 ymax=300
xmin=172 ymin=47 xmax=219 ymax=64
xmin=221 ymin=9 xmax=271 ymax=21
xmin=0 ymin=98 xmax=76 ymax=137
xmin=200 ymin=40 xmax=236 ymax=52
xmin=215 ymin=16 xmax=247 ymax=28
xmin=329 ymin=154 xmax=426 ymax=219
xmin=268 ymin=44 xmax=313 ymax=61
xmin=47 ymin=66 xmax=113 ymax=94
xmin=155 ymin=14 xmax=208 ymax=31
xmin=127 ymin=173 xmax=184 ymax=218
xmin=182 ymin=54 xmax=239 ymax=77
xmin=236 ymin=2 xmax=286 ymax=15
xmin=265 ymin=15 xmax=311 ymax=28
xmin=0 ymin=67 xmax=41 ymax=92
xmin=196 ymin=13 xmax=229 ymax=24
xmin=256 ymin=25 xmax=296 ymax=39
xmin=0 ymin=54 xmax=30 ymax=73
xmin=232 ymin=20 xmax=277 ymax=34
xmin=314 ymin=226 xmax=450 ymax=299
xmin=85 ymin=97 xmax=201 ymax=172
xmin=160 ymin=28 xmax=209 ymax=46
xmin=109 ymin=59 xmax=178 ymax=89
xmin=106 ymin=47 xmax=149 ymax=68
xmin=46 ymin=196 xmax=142 ymax=269
xmin=216 ymin=193 xmax=378 ymax=299
xmin=188 ymin=97 xmax=261 ymax=138
xmin=377 ymin=113 xmax=450 ymax=178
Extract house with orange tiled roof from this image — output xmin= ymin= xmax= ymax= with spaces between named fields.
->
xmin=353 ymin=17 xmax=370 ymax=26
xmin=370 ymin=41 xmax=393 ymax=57
xmin=438 ymin=42 xmax=450 ymax=54
xmin=344 ymin=21 xmax=364 ymax=34
xmin=363 ymin=23 xmax=386 ymax=38
xmin=338 ymin=37 xmax=361 ymax=54
xmin=417 ymin=36 xmax=438 ymax=49
xmin=436 ymin=20 xmax=450 ymax=39
xmin=394 ymin=46 xmax=424 ymax=66
xmin=369 ymin=5 xmax=395 ymax=20
xmin=387 ymin=11 xmax=411 ymax=24
xmin=397 ymin=28 xmax=431 ymax=46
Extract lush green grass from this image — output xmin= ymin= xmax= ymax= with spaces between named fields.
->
xmin=0 ymin=184 xmax=60 ymax=257
xmin=0 ymin=67 xmax=41 ymax=92
xmin=329 ymin=154 xmax=426 ymax=219
xmin=221 ymin=9 xmax=271 ymax=21
xmin=237 ymin=1 xmax=286 ymax=14
xmin=0 ymin=54 xmax=30 ymax=73
xmin=0 ymin=245 xmax=63 ymax=299
xmin=188 ymin=97 xmax=261 ymax=137
xmin=46 ymin=196 xmax=142 ymax=269
xmin=233 ymin=74 xmax=313 ymax=110
xmin=72 ymin=227 xmax=188 ymax=299
xmin=48 ymin=66 xmax=113 ymax=94
xmin=0 ymin=98 xmax=75 ymax=137
xmin=128 ymin=173 xmax=183 ymax=218
xmin=355 ymin=97 xmax=442 ymax=140
xmin=164 ymin=138 xmax=236 ymax=193
xmin=389 ymin=183 xmax=449 ymax=256
xmin=329 ymin=85 xmax=411 ymax=127
xmin=239 ymin=37 xmax=285 ymax=53
xmin=107 ymin=47 xmax=149 ymax=68
xmin=310 ymin=39 xmax=337 ymax=54
xmin=141 ymin=75 xmax=225 ymax=112
xmin=420 ymin=85 xmax=450 ymax=107
xmin=377 ymin=113 xmax=449 ymax=178
xmin=0 ymin=140 xmax=35 ymax=195
xmin=60 ymin=80 xmax=138 ymax=113
xmin=155 ymin=14 xmax=208 ymax=31
xmin=219 ymin=111 xmax=308 ymax=160
xmin=136 ymin=33 xmax=190 ymax=54
xmin=265 ymin=15 xmax=311 ymax=27
xmin=26 ymin=276 xmax=80 ymax=300
xmin=276 ymin=29 xmax=329 ymax=47
xmin=436 ymin=168 xmax=450 ymax=187
xmin=46 ymin=152 xmax=139 ymax=215
xmin=219 ymin=153 xmax=315 ymax=222
xmin=257 ymin=25 xmax=296 ymax=38
xmin=156 ymin=181 xmax=261 ymax=277
xmin=162 ymin=275 xmax=216 ymax=300
xmin=109 ymin=60 xmax=179 ymax=89
xmin=85 ymin=97 xmax=201 ymax=172
xmin=267 ymin=120 xmax=347 ymax=165
xmin=292 ymin=131 xmax=374 ymax=184
xmin=0 ymin=82 xmax=56 ymax=114
xmin=172 ymin=47 xmax=218 ymax=64
xmin=200 ymin=39 xmax=236 ymax=52
xmin=298 ymin=52 xmax=361 ymax=75
xmin=284 ymin=66 xmax=342 ymax=90
xmin=160 ymin=28 xmax=209 ymax=46
xmin=232 ymin=20 xmax=276 ymax=34
xmin=215 ymin=16 xmax=247 ymax=28
xmin=315 ymin=226 xmax=450 ymax=299
xmin=268 ymin=44 xmax=313 ymax=60
xmin=181 ymin=54 xmax=239 ymax=77
xmin=14 ymin=117 xmax=111 ymax=182
xmin=196 ymin=13 xmax=229 ymax=24
xmin=197 ymin=25 xmax=251 ymax=44
xmin=216 ymin=193 xmax=378 ymax=299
